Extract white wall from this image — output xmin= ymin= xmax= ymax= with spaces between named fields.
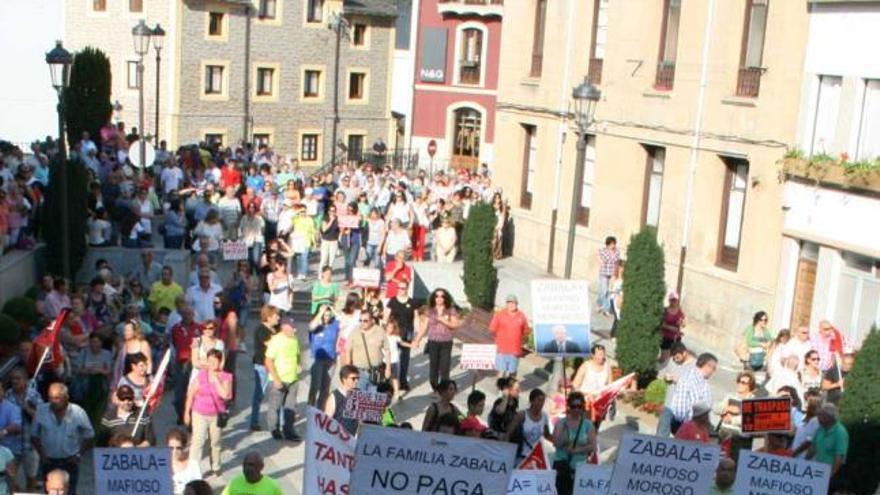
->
xmin=804 ymin=3 xmax=880 ymax=78
xmin=0 ymin=0 xmax=64 ymax=146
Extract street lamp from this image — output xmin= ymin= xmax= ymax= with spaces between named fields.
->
xmin=151 ymin=24 xmax=165 ymax=144
xmin=563 ymin=78 xmax=601 ymax=279
xmin=328 ymin=12 xmax=349 ymax=166
xmin=132 ymin=20 xmax=152 ymax=168
xmin=45 ymin=40 xmax=73 ymax=282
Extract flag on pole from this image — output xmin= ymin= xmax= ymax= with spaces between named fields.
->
xmin=518 ymin=440 xmax=551 ymax=470
xmin=146 ymin=349 xmax=172 ymax=414
xmin=26 ymin=308 xmax=70 ymax=375
xmin=590 ymin=372 xmax=636 ymax=423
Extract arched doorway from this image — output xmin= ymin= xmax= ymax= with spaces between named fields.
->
xmin=451 ymin=107 xmax=481 ymax=170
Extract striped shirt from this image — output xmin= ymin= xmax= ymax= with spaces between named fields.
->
xmin=598 ymin=247 xmax=620 ymax=278
xmin=665 ymin=365 xmax=713 ymax=422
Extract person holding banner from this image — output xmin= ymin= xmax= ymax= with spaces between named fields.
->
xmin=507 ymin=389 xmax=552 ymax=464
xmin=552 ymin=391 xmax=596 ymax=495
xmin=324 ymin=365 xmax=361 ymax=435
xmin=422 ymin=380 xmax=462 ymax=432
xmin=99 ymin=385 xmax=155 ymax=447
xmin=184 ymin=349 xmax=232 ymax=477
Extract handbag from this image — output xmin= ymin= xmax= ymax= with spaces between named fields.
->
xmin=360 ymin=332 xmax=386 ymax=387
xmin=554 ymin=418 xmax=585 ymax=495
xmin=207 ymin=372 xmax=230 ymax=428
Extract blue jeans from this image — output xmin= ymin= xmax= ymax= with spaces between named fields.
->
xmin=656 ymin=406 xmax=681 ymax=437
xmin=251 ymin=364 xmax=269 ymax=428
xmin=597 ymin=275 xmax=611 ymax=310
xmin=248 ymin=242 xmax=263 ymax=270
xmin=295 ymin=248 xmax=310 ymax=278
xmin=495 ymin=353 xmax=519 ymax=375
xmin=364 ymin=244 xmax=380 ymax=268
xmin=344 ymin=245 xmax=360 ymax=281
xmin=173 ymin=361 xmax=191 ymax=423
xmin=164 ymin=234 xmax=184 ymax=249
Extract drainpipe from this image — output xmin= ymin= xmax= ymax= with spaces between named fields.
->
xmin=547 ymin=0 xmax=578 ymax=274
xmin=676 ymin=0 xmax=716 ymax=295
xmin=242 ymin=4 xmax=252 ymax=144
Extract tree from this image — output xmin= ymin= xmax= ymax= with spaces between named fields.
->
xmin=616 ymin=226 xmax=666 ymax=385
xmin=64 ymin=46 xmax=112 ymax=145
xmin=41 ymin=158 xmax=90 ymax=279
xmin=839 ymin=326 xmax=880 ymax=495
xmin=461 ymin=202 xmax=497 ymax=310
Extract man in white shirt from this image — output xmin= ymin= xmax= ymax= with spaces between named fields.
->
xmin=185 ymin=270 xmax=223 ymax=323
xmin=783 ymin=326 xmax=816 ymax=370
xmin=79 ymin=131 xmax=97 ymax=156
xmin=160 ymin=160 xmax=184 ymax=196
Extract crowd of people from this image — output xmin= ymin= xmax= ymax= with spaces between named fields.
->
xmin=0 ymin=131 xmax=864 ymax=495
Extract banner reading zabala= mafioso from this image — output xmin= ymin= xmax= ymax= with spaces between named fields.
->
xmin=351 ymin=424 xmax=518 ymax=495
xmin=733 ymin=450 xmax=830 ymax=495
xmin=93 ymin=447 xmax=172 ymax=495
xmin=608 ymin=433 xmax=720 ymax=495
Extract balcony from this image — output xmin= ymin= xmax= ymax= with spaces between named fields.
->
xmin=438 ymin=0 xmax=503 ymax=17
xmin=735 ymin=66 xmax=764 ymax=98
xmin=459 ymin=62 xmax=481 ymax=85
xmin=654 ymin=60 xmax=675 ymax=91
xmin=588 ymin=58 xmax=603 ymax=85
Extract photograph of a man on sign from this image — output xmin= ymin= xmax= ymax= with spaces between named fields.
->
xmin=536 ymin=324 xmax=589 ymax=356
xmin=530 ymin=279 xmax=591 ymax=357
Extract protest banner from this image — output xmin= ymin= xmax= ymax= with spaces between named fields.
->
xmin=353 ymin=267 xmax=382 ymax=288
xmin=530 ymin=279 xmax=591 ymax=357
xmin=507 ymin=470 xmax=557 ymax=495
xmin=222 ymin=240 xmax=248 ymax=261
xmin=93 ymin=447 xmax=172 ymax=495
xmin=338 ymin=214 xmax=361 ymax=229
xmin=304 ymin=406 xmax=356 ymax=495
xmin=460 ymin=344 xmax=498 ymax=371
xmin=342 ymin=390 xmax=388 ymax=423
xmin=733 ymin=450 xmax=831 ymax=495
xmin=741 ymin=397 xmax=792 ymax=434
xmin=352 ymin=424 xmax=517 ymax=495
xmin=575 ymin=464 xmax=611 ymax=495
xmin=608 ymin=433 xmax=720 ymax=495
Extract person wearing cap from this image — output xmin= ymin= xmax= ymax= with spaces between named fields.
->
xmin=675 ymin=403 xmax=712 ymax=443
xmin=489 ymin=294 xmax=530 ymax=377
xmin=807 ymin=403 xmax=848 ymax=487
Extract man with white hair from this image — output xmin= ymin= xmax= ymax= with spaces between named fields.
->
xmin=31 ymin=383 xmax=94 ymax=495
xmin=808 ymin=403 xmax=849 ymax=490
xmin=45 ymin=468 xmax=69 ymax=495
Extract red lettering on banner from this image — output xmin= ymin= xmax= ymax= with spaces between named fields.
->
xmin=314 ymin=412 xmax=353 ymax=442
xmin=317 ymin=476 xmax=350 ymax=495
xmin=315 ymin=441 xmax=356 ymax=470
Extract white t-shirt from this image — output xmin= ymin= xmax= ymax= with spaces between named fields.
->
xmin=386 ymin=335 xmax=401 ymax=364
xmin=88 ymin=218 xmax=111 ymax=244
xmin=172 ymin=459 xmax=202 ymax=495
xmin=161 ymin=166 xmax=184 ymax=194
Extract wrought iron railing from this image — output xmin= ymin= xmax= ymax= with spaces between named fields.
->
xmin=735 ymin=66 xmax=763 ymax=98
xmin=654 ymin=60 xmax=676 ymax=91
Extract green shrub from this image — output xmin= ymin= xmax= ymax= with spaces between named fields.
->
xmin=2 ymin=297 xmax=38 ymax=326
xmin=461 ymin=202 xmax=497 ymax=310
xmin=616 ymin=227 xmax=666 ymax=386
xmin=64 ymin=46 xmax=112 ymax=145
xmin=0 ymin=314 xmax=21 ymax=345
xmin=644 ymin=378 xmax=668 ymax=405
xmin=839 ymin=326 xmax=880 ymax=495
xmin=24 ymin=286 xmax=40 ymax=301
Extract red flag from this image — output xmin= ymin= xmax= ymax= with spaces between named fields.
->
xmin=518 ymin=441 xmax=550 ymax=470
xmin=146 ymin=349 xmax=172 ymax=414
xmin=26 ymin=309 xmax=69 ymax=375
xmin=590 ymin=372 xmax=636 ymax=423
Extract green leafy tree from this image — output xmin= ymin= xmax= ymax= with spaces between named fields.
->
xmin=64 ymin=46 xmax=112 ymax=145
xmin=616 ymin=227 xmax=666 ymax=385
xmin=41 ymin=159 xmax=90 ymax=279
xmin=461 ymin=202 xmax=497 ymax=310
xmin=839 ymin=326 xmax=880 ymax=495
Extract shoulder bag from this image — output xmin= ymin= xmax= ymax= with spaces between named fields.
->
xmin=360 ymin=332 xmax=387 ymax=387
xmin=206 ymin=371 xmax=230 ymax=428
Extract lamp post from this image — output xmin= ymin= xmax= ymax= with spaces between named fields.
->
xmin=132 ymin=20 xmax=152 ymax=168
xmin=564 ymin=79 xmax=601 ymax=279
xmin=151 ymin=24 xmax=165 ymax=144
xmin=45 ymin=40 xmax=73 ymax=282
xmin=328 ymin=12 xmax=349 ymax=166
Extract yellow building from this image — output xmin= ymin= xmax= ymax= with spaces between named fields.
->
xmin=493 ymin=0 xmax=809 ymax=349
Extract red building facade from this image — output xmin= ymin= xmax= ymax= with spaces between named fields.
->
xmin=410 ymin=0 xmax=502 ymax=171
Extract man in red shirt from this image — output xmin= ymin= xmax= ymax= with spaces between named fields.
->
xmin=384 ymin=250 xmax=412 ymax=299
xmin=489 ymin=294 xmax=530 ymax=377
xmin=171 ymin=305 xmax=202 ymax=423
xmin=220 ymin=160 xmax=242 ymax=190
xmin=675 ymin=403 xmax=712 ymax=443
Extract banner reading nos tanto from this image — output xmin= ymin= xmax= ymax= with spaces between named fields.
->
xmin=609 ymin=433 xmax=720 ymax=495
xmin=352 ymin=424 xmax=517 ymax=495
xmin=93 ymin=447 xmax=172 ymax=495
xmin=304 ymin=406 xmax=356 ymax=495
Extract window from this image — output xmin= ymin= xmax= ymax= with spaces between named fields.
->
xmin=855 ymin=79 xmax=880 ymax=160
xmin=736 ymin=0 xmax=768 ymax=97
xmin=93 ymin=0 xmax=106 ymax=11
xmin=205 ymin=133 xmax=224 ymax=147
xmin=349 ymin=72 xmax=366 ymax=100
xmin=259 ymin=0 xmax=277 ymax=19
xmin=520 ymin=124 xmax=537 ymax=209
xmin=587 ymin=0 xmax=609 ymax=85
xmin=306 ymin=0 xmax=323 ymax=23
xmin=353 ymin=24 xmax=367 ymax=46
xmin=458 ymin=28 xmax=483 ymax=85
xmin=655 ymin=0 xmax=681 ymax=90
xmin=301 ymin=134 xmax=319 ymax=161
xmin=642 ymin=145 xmax=665 ymax=227
xmin=808 ymin=75 xmax=842 ymax=155
xmin=129 ymin=0 xmax=143 ymax=12
xmin=395 ymin=0 xmax=413 ymax=50
xmin=209 ymin=12 xmax=225 ymax=36
xmin=530 ymin=0 xmax=547 ymax=77
xmin=256 ymin=68 xmax=274 ymax=96
xmin=452 ymin=107 xmax=481 ymax=170
xmin=833 ymin=255 xmax=880 ymax=345
xmin=205 ymin=65 xmax=224 ymax=94
xmin=717 ymin=157 xmax=749 ymax=271
xmin=304 ymin=70 xmax=321 ymax=97
xmin=253 ymin=133 xmax=271 ymax=148
xmin=127 ymin=61 xmax=141 ymax=89
xmin=575 ymin=135 xmax=596 ymax=226
xmin=347 ymin=134 xmax=365 ymax=161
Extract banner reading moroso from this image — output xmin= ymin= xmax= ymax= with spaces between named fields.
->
xmin=352 ymin=425 xmax=517 ymax=495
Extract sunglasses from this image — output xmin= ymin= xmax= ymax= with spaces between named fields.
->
xmin=738 ymin=379 xmax=752 ymax=385
xmin=808 ymin=357 xmax=819 ymax=362
xmin=569 ymin=402 xmax=584 ymax=409
xmin=119 ymin=397 xmax=135 ymax=402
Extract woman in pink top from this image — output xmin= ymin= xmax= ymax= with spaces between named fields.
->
xmin=184 ymin=349 xmax=231 ymax=476
xmin=414 ymin=288 xmax=461 ymax=391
